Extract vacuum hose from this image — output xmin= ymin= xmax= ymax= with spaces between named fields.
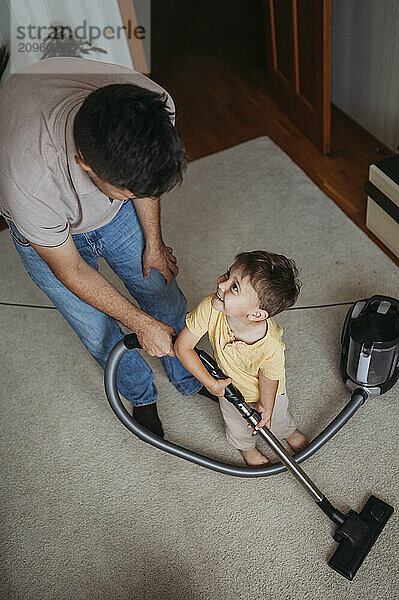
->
xmin=104 ymin=334 xmax=367 ymax=478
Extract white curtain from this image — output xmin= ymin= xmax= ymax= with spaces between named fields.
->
xmin=332 ymin=0 xmax=399 ymax=152
xmin=2 ymin=0 xmax=150 ymax=82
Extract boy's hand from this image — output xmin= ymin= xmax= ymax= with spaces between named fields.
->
xmin=251 ymin=403 xmax=273 ymax=434
xmin=253 ymin=373 xmax=278 ymax=434
xmin=206 ymin=378 xmax=232 ymax=399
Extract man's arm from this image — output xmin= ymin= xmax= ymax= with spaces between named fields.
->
xmin=30 ymin=234 xmax=176 ymax=357
xmin=133 ymin=196 xmax=178 ymax=285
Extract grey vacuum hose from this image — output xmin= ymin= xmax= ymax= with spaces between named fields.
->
xmin=104 ymin=337 xmax=367 ymax=477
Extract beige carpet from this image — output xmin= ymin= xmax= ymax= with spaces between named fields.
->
xmin=0 ymin=136 xmax=398 ymax=599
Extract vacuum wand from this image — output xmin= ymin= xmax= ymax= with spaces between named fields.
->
xmin=197 ymin=348 xmax=344 ymax=522
xmin=105 ymin=332 xmax=394 ymax=580
xmin=244 ymin=405 xmax=326 ymax=503
xmin=196 ymin=347 xmax=394 ymax=580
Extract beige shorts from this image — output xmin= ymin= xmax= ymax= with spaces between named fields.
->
xmin=219 ymin=388 xmax=297 ymax=451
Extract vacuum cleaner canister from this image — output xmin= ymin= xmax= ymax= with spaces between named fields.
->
xmin=341 ymin=295 xmax=399 ymax=395
xmin=105 ymin=294 xmax=397 ymax=580
xmin=327 ymin=294 xmax=398 ymax=579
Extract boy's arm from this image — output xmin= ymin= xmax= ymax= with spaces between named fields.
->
xmin=253 ymin=371 xmax=279 ymax=432
xmin=175 ymin=326 xmax=232 ymax=398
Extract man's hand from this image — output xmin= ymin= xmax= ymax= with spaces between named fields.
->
xmin=30 ymin=236 xmax=177 ymax=358
xmin=136 ymin=317 xmax=177 ymax=357
xmin=143 ymin=242 xmax=179 ymax=285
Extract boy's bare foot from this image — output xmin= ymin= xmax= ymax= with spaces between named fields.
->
xmin=240 ymin=448 xmax=270 ymax=466
xmin=285 ymin=429 xmax=309 ymax=452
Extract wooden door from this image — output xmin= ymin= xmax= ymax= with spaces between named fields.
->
xmin=264 ymin=0 xmax=331 ymax=154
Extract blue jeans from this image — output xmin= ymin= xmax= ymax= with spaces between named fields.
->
xmin=7 ymin=200 xmax=202 ymax=405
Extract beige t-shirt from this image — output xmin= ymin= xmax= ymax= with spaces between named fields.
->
xmin=186 ymin=294 xmax=286 ymax=402
xmin=0 ymin=57 xmax=175 ymax=246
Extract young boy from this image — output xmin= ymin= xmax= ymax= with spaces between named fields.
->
xmin=175 ymin=250 xmax=308 ymax=466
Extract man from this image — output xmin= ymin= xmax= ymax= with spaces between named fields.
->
xmin=0 ymin=57 xmax=205 ymax=436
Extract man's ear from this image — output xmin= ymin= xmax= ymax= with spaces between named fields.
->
xmin=74 ymin=154 xmax=92 ymax=173
xmin=248 ymin=309 xmax=269 ymax=321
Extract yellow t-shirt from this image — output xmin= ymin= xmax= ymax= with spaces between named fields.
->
xmin=186 ymin=294 xmax=286 ymax=402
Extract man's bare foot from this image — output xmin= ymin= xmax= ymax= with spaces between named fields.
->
xmin=285 ymin=429 xmax=309 ymax=452
xmin=240 ymin=448 xmax=270 ymax=466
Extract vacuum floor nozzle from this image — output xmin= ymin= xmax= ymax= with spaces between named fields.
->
xmin=328 ymin=495 xmax=394 ymax=580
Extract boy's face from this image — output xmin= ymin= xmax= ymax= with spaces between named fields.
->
xmin=211 ymin=264 xmax=267 ymax=321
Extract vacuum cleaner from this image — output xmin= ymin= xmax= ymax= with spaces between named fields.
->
xmin=104 ymin=294 xmax=398 ymax=580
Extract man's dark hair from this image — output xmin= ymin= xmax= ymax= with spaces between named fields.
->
xmin=73 ymin=83 xmax=187 ymax=198
xmin=233 ymin=250 xmax=301 ymax=317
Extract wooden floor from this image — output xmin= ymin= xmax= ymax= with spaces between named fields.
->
xmin=150 ymin=0 xmax=397 ymax=266
xmin=151 ymin=56 xmax=397 ymax=267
